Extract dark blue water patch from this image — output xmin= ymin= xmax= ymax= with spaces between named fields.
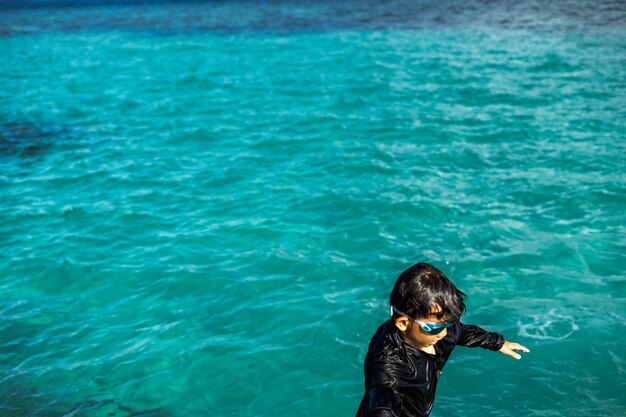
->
xmin=1 ymin=0 xmax=625 ymax=36
xmin=0 ymin=0 xmax=190 ymax=7
xmin=0 ymin=120 xmax=85 ymax=167
xmin=0 ymin=122 xmax=58 ymax=159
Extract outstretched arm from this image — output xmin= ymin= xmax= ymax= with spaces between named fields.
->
xmin=498 ymin=341 xmax=530 ymax=360
xmin=456 ymin=322 xmax=505 ymax=351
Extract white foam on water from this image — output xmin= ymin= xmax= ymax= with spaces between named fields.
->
xmin=516 ymin=309 xmax=579 ymax=340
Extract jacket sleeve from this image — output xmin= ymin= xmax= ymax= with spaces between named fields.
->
xmin=456 ymin=322 xmax=505 ymax=351
xmin=357 ymin=359 xmax=405 ymax=417
xmin=358 ymin=384 xmax=401 ymax=417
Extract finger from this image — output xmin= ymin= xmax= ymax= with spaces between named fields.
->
xmin=503 ymin=348 xmax=522 ymax=360
xmin=508 ymin=343 xmax=530 ymax=353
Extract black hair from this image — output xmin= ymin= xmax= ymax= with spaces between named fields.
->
xmin=389 ymin=262 xmax=466 ymax=321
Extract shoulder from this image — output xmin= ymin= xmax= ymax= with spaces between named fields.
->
xmin=365 ymin=321 xmax=423 ymax=387
xmin=445 ymin=321 xmax=463 ymax=339
xmin=436 ymin=322 xmax=463 ymax=354
xmin=366 ymin=320 xmax=405 ymax=362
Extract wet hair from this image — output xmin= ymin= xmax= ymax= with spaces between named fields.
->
xmin=389 ymin=262 xmax=466 ymax=321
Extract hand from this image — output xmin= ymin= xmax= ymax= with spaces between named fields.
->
xmin=499 ymin=341 xmax=530 ymax=360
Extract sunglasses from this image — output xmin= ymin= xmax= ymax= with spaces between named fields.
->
xmin=390 ymin=306 xmax=453 ymax=335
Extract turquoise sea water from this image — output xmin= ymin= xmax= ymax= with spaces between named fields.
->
xmin=1 ymin=1 xmax=625 ymax=416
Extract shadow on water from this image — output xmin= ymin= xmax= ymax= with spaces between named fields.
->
xmin=0 ymin=374 xmax=170 ymax=417
xmin=0 ymin=317 xmax=170 ymax=417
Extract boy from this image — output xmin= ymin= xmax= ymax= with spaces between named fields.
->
xmin=355 ymin=262 xmax=529 ymax=417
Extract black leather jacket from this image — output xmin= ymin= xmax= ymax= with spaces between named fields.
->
xmin=355 ymin=319 xmax=505 ymax=417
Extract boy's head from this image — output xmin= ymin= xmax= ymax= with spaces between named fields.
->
xmin=390 ymin=262 xmax=466 ymax=322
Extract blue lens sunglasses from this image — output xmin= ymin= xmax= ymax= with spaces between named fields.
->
xmin=390 ymin=306 xmax=453 ymax=335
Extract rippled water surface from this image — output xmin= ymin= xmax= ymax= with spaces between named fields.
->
xmin=1 ymin=1 xmax=625 ymax=416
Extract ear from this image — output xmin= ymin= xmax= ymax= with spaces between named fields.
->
xmin=393 ymin=316 xmax=410 ymax=332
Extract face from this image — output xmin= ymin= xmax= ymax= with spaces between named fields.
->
xmin=394 ymin=305 xmax=449 ymax=349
